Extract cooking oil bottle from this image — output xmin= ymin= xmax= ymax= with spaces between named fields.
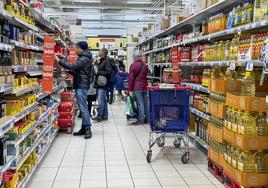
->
xmin=236 ymin=110 xmax=243 ymax=134
xmin=256 ymin=112 xmax=267 ymax=136
xmin=242 ymin=111 xmax=256 ymax=135
xmin=225 ymin=67 xmax=238 ymax=80
xmin=224 ymin=107 xmax=230 ymax=129
xmin=232 ymin=148 xmax=241 ymax=169
xmin=254 ymin=151 xmax=267 ymax=173
xmin=242 ymin=0 xmax=253 ymax=24
xmin=241 ymin=72 xmax=256 ymax=96
xmin=238 ymin=151 xmax=255 ymax=172
xmin=254 ymin=0 xmax=266 ymax=22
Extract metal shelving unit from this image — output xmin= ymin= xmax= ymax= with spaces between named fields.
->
xmin=181 ymin=83 xmax=209 ymax=94
xmin=189 ymin=132 xmax=208 ymax=150
xmin=190 ymin=107 xmax=211 ymax=121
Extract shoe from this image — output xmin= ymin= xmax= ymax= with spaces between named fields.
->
xmin=92 ymin=116 xmax=102 ymax=122
xmin=84 ymin=126 xmax=92 ymax=139
xmin=73 ymin=127 xmax=85 ymax=136
xmin=78 ymin=113 xmax=82 ymax=118
xmin=131 ymin=121 xmax=144 ymax=125
xmin=102 ymin=118 xmax=108 ymax=121
xmin=109 ymin=99 xmax=114 ymax=104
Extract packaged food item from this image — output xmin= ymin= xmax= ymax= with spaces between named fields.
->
xmin=241 ymin=72 xmax=256 ymax=96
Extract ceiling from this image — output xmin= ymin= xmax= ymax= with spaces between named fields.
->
xmin=43 ymin=0 xmax=188 ymax=37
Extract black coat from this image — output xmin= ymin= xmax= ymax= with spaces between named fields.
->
xmin=59 ymin=50 xmax=92 ymax=89
xmin=94 ymin=57 xmax=112 ymax=89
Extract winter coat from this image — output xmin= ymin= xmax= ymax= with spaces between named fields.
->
xmin=59 ymin=49 xmax=92 ymax=89
xmin=94 ymin=56 xmax=112 ymax=89
xmin=128 ymin=59 xmax=148 ymax=92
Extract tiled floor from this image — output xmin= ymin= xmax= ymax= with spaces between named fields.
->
xmin=28 ymin=102 xmax=224 ymax=188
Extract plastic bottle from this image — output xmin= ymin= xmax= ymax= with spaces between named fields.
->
xmin=225 ymin=68 xmax=238 ymax=80
xmin=241 ymin=72 xmax=256 ymax=96
xmin=227 ymin=8 xmax=235 ymax=29
xmin=234 ymin=5 xmax=242 ymax=26
xmin=228 ymin=108 xmax=235 ymax=130
xmin=254 ymin=0 xmax=266 ymax=22
xmin=256 ymin=112 xmax=266 ymax=136
xmin=238 ymin=151 xmax=255 ymax=172
xmin=232 ymin=148 xmax=240 ymax=169
xmin=242 ymin=111 xmax=256 ymax=135
xmin=242 ymin=0 xmax=253 ymax=24
xmin=254 ymin=151 xmax=266 ymax=173
xmin=224 ymin=108 xmax=230 ymax=129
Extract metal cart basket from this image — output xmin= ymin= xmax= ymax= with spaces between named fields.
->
xmin=146 ymin=85 xmax=190 ymax=164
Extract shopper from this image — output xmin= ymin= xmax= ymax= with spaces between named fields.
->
xmin=87 ymin=61 xmax=98 ymax=116
xmin=128 ymin=52 xmax=149 ymax=125
xmin=116 ymin=67 xmax=128 ymax=100
xmin=115 ymin=56 xmax=125 ymax=71
xmin=107 ymin=58 xmax=118 ymax=104
xmin=55 ymin=41 xmax=93 ymax=139
xmin=92 ymin=48 xmax=112 ymax=122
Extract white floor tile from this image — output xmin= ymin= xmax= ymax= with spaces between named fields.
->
xmin=28 ymin=101 xmax=224 ymax=188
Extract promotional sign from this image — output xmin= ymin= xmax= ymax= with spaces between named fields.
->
xmin=68 ymin=48 xmax=78 ymax=64
xmin=42 ymin=37 xmax=55 ymax=94
xmin=100 ymin=38 xmax=115 ymax=50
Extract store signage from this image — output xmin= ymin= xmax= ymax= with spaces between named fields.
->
xmin=68 ymin=48 xmax=78 ymax=64
xmin=42 ymin=37 xmax=55 ymax=94
xmin=100 ymin=38 xmax=116 ymax=50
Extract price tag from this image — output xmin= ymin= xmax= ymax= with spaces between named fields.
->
xmin=229 ymin=62 xmax=236 ymax=70
xmin=246 ymin=61 xmax=254 ymax=71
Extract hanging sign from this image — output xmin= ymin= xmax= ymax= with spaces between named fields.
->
xmin=42 ymin=37 xmax=55 ymax=94
xmin=68 ymin=48 xmax=78 ymax=64
xmin=100 ymin=38 xmax=115 ymax=50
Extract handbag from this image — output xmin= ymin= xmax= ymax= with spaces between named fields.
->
xmin=96 ymin=75 xmax=107 ymax=87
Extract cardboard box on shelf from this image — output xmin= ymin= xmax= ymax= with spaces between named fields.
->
xmin=208 ymin=100 xmax=225 ymax=119
xmin=208 ymin=147 xmax=224 ymax=167
xmin=170 ymin=16 xmax=186 ymax=27
xmin=226 ymin=92 xmax=267 ymax=112
xmin=147 ymin=23 xmax=153 ymax=31
xmin=223 ymin=127 xmax=268 ymax=151
xmin=209 ymin=79 xmax=241 ymax=94
xmin=162 ymin=18 xmax=170 ymax=30
xmin=208 ymin=123 xmax=223 ymax=143
xmin=224 ymin=161 xmax=268 ymax=187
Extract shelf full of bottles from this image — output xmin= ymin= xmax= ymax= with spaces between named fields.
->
xmin=0 ymin=0 xmax=71 ymax=187
xmin=138 ymin=0 xmax=268 ymax=187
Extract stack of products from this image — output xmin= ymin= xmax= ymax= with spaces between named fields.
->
xmin=58 ymin=92 xmax=75 ymax=132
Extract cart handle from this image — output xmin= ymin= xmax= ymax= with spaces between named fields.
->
xmin=147 ymin=85 xmax=191 ymax=91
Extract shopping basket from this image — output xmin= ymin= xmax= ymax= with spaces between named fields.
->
xmin=146 ymin=85 xmax=191 ymax=164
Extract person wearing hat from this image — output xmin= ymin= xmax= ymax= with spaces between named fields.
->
xmin=55 ymin=41 xmax=93 ymax=139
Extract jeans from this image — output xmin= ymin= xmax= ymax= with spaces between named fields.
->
xmin=133 ymin=89 xmax=149 ymax=123
xmin=75 ymin=89 xmax=91 ymax=127
xmin=87 ymin=95 xmax=97 ymax=116
xmin=97 ymin=89 xmax=108 ymax=119
xmin=107 ymin=81 xmax=116 ymax=102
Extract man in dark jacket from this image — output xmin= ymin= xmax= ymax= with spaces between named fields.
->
xmin=92 ymin=48 xmax=112 ymax=122
xmin=128 ymin=52 xmax=149 ymax=125
xmin=55 ymin=41 xmax=92 ymax=139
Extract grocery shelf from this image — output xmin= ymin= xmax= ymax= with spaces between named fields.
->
xmin=55 ymin=38 xmax=67 ymax=47
xmin=12 ymin=65 xmax=40 ymax=73
xmin=34 ymin=59 xmax=43 ymax=64
xmin=10 ymin=85 xmax=39 ymax=96
xmin=37 ymin=82 xmax=65 ymax=101
xmin=27 ymin=71 xmax=43 ymax=77
xmin=189 ymin=132 xmax=208 ymax=150
xmin=32 ymin=10 xmax=55 ymax=33
xmin=0 ymin=116 xmax=15 ymax=137
xmin=0 ymin=156 xmax=15 ymax=174
xmin=180 ymin=83 xmax=209 ymax=94
xmin=147 ymin=76 xmax=161 ymax=80
xmin=0 ymin=83 xmax=14 ymax=93
xmin=0 ymin=8 xmax=39 ymax=32
xmin=0 ymin=43 xmax=13 ymax=52
xmin=179 ymin=60 xmax=264 ymax=67
xmin=18 ymin=164 xmax=37 ymax=188
xmin=137 ymin=0 xmax=240 ymax=47
xmin=11 ymin=40 xmax=43 ymax=52
xmin=14 ymin=102 xmax=39 ymax=122
xmin=190 ymin=107 xmax=210 ymax=121
xmin=153 ymin=63 xmax=172 ymax=67
xmin=12 ymin=121 xmax=39 ymax=146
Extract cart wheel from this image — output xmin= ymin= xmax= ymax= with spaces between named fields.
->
xmin=146 ymin=150 xmax=152 ymax=163
xmin=173 ymin=139 xmax=181 ymax=148
xmin=157 ymin=136 xmax=165 ymax=147
xmin=181 ymin=152 xmax=190 ymax=164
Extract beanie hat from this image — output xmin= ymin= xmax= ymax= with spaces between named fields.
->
xmin=76 ymin=41 xmax=88 ymax=51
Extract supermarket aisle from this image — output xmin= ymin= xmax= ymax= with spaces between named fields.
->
xmin=28 ymin=102 xmax=224 ymax=188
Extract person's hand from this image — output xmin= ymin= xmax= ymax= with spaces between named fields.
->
xmin=54 ymin=55 xmax=60 ymax=63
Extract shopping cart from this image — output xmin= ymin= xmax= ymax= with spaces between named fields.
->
xmin=146 ymin=85 xmax=191 ymax=164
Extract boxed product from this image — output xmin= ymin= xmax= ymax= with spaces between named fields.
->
xmin=178 ymin=47 xmax=191 ymax=62
xmin=209 ymin=79 xmax=241 ymax=94
xmin=208 ymin=147 xmax=224 ymax=166
xmin=191 ymin=44 xmax=203 ymax=62
xmin=208 ymin=123 xmax=223 ymax=143
xmin=162 ymin=17 xmax=170 ymax=30
xmin=58 ymin=118 xmax=74 ymax=128
xmin=59 ymin=110 xmax=74 ymax=119
xmin=208 ymin=100 xmax=225 ymax=119
xmin=226 ymin=92 xmax=266 ymax=112
xmin=223 ymin=127 xmax=268 ymax=151
xmin=224 ymin=161 xmax=268 ymax=187
xmin=58 ymin=102 xmax=74 ymax=112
